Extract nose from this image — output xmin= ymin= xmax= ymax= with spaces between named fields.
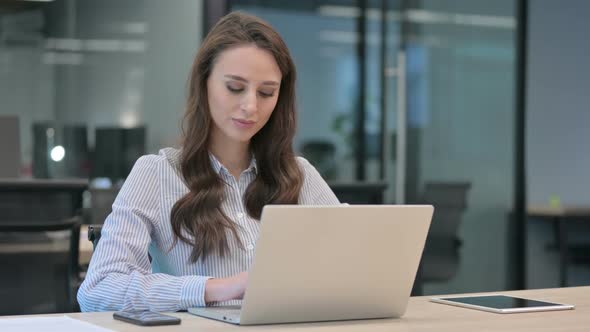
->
xmin=240 ymin=89 xmax=258 ymax=115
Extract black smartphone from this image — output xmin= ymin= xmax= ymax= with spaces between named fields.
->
xmin=113 ymin=311 xmax=181 ymax=326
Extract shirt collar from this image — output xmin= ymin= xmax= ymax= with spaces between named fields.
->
xmin=209 ymin=152 xmax=258 ymax=176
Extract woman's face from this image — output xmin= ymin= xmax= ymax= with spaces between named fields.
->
xmin=207 ymin=44 xmax=282 ymax=148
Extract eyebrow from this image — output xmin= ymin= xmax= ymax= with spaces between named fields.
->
xmin=224 ymin=74 xmax=279 ymax=86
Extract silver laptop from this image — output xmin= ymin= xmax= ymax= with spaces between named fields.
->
xmin=188 ymin=204 xmax=434 ymax=325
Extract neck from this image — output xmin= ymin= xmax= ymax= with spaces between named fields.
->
xmin=209 ymin=135 xmax=251 ymax=179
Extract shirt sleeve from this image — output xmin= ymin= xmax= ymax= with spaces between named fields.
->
xmin=77 ymin=155 xmax=211 ymax=312
xmin=297 ymin=156 xmax=341 ymax=205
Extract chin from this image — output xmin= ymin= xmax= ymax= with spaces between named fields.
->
xmin=231 ymin=134 xmax=254 ymax=144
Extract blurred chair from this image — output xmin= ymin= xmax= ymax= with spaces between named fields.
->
xmin=0 ymin=179 xmax=87 ymax=313
xmin=412 ymin=181 xmax=471 ymax=295
xmin=83 ymin=186 xmax=118 ymax=256
xmin=93 ymin=126 xmax=146 ymax=182
xmin=88 ymin=224 xmax=103 ymax=250
xmin=0 ymin=217 xmax=81 ymax=315
xmin=568 ymin=243 xmax=590 ymax=268
xmin=329 ymin=181 xmax=387 ymax=204
xmin=89 ymin=186 xmax=120 ymax=225
xmin=301 ymin=141 xmax=338 ymax=180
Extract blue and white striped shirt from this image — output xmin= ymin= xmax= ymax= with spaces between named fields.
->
xmin=77 ymin=147 xmax=339 ymax=312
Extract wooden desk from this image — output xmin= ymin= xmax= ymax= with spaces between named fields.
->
xmin=1 ymin=286 xmax=587 ymax=331
xmin=528 ymin=205 xmax=590 ymax=287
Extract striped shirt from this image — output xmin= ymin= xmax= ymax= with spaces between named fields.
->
xmin=77 ymin=147 xmax=340 ymax=312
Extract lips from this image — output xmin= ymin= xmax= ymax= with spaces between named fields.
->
xmin=232 ymin=118 xmax=256 ymax=129
xmin=233 ymin=118 xmax=255 ymax=125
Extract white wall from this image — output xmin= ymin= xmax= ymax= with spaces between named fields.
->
xmin=55 ymin=0 xmax=202 ymax=153
xmin=238 ymin=2 xmax=519 ymax=295
xmin=0 ymin=45 xmax=55 ymax=170
xmin=421 ymin=49 xmax=516 ymax=295
xmin=143 ymin=0 xmax=203 ymax=151
xmin=526 ymin=0 xmax=590 ymax=288
xmin=527 ymin=0 xmax=590 ymax=206
xmin=0 ymin=0 xmax=202 ymax=172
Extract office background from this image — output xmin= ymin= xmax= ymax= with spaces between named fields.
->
xmin=0 ymin=0 xmax=588 ymax=315
xmin=526 ymin=0 xmax=590 ymax=288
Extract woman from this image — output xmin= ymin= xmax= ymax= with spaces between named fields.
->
xmin=78 ymin=12 xmax=340 ymax=312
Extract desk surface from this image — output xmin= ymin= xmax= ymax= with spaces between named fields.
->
xmin=528 ymin=205 xmax=590 ymax=218
xmin=1 ymin=286 xmax=587 ymax=331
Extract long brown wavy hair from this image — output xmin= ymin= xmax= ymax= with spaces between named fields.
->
xmin=171 ymin=12 xmax=303 ymax=263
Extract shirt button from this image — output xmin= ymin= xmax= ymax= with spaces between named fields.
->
xmin=246 ymin=243 xmax=254 ymax=250
xmin=237 ymin=212 xmax=244 ymax=219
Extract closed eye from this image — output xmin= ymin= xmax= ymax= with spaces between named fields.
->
xmin=259 ymin=90 xmax=275 ymax=98
xmin=226 ymin=82 xmax=275 ymax=98
xmin=227 ymin=85 xmax=244 ymax=93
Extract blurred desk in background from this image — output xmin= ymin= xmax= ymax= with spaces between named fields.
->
xmin=528 ymin=205 xmax=590 ymax=287
xmin=528 ymin=205 xmax=590 ymax=218
xmin=0 ymin=178 xmax=88 ymax=222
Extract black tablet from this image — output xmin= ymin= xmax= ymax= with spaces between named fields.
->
xmin=430 ymin=295 xmax=575 ymax=314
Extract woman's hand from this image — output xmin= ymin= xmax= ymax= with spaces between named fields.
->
xmin=204 ymin=271 xmax=249 ymax=303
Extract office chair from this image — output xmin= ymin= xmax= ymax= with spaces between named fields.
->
xmin=412 ymin=181 xmax=471 ymax=295
xmin=300 ymin=141 xmax=338 ymax=180
xmin=329 ymin=182 xmax=388 ymax=204
xmin=89 ymin=186 xmax=120 ymax=224
xmin=93 ymin=126 xmax=146 ymax=182
xmin=88 ymin=224 xmax=102 ymax=250
xmin=0 ymin=217 xmax=81 ymax=315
